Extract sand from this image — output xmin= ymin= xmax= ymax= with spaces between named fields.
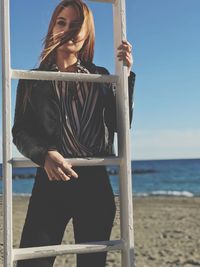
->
xmin=1 ymin=196 xmax=200 ymax=267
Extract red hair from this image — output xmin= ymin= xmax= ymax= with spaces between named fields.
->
xmin=39 ymin=0 xmax=95 ymax=68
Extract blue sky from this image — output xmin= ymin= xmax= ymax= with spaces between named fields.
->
xmin=1 ymin=0 xmax=200 ymax=161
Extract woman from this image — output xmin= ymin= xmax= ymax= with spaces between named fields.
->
xmin=12 ymin=0 xmax=135 ymax=266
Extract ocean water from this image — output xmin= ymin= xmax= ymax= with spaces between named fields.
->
xmin=0 ymin=158 xmax=200 ymax=197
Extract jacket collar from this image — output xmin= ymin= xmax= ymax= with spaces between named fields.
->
xmin=41 ymin=60 xmax=97 ymax=74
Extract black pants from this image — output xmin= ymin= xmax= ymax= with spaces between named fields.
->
xmin=16 ymin=166 xmax=116 ymax=267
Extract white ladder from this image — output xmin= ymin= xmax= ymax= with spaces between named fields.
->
xmin=1 ymin=0 xmax=135 ymax=266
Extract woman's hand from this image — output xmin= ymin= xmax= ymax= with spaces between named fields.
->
xmin=117 ymin=40 xmax=133 ymax=76
xmin=44 ymin=150 xmax=78 ymax=181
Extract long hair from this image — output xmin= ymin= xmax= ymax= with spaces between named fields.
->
xmin=39 ymin=0 xmax=95 ymax=69
xmin=22 ymin=0 xmax=95 ymax=111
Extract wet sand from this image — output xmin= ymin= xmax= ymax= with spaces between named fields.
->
xmin=1 ymin=196 xmax=200 ymax=267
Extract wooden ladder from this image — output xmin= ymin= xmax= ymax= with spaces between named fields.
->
xmin=1 ymin=0 xmax=136 ymax=266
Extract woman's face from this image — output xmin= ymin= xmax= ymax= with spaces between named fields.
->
xmin=52 ymin=6 xmax=87 ymax=55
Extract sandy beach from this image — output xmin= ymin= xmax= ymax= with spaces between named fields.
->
xmin=1 ymin=196 xmax=200 ymax=267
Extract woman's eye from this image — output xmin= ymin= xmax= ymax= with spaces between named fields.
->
xmin=57 ymin=20 xmax=66 ymax=26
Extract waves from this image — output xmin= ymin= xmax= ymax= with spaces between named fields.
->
xmin=0 ymin=168 xmax=157 ymax=179
xmin=1 ymin=191 xmax=195 ymax=198
xmin=11 ymin=174 xmax=35 ymax=179
xmin=135 ymin=191 xmax=195 ymax=197
xmin=13 ymin=193 xmax=32 ymax=197
xmin=107 ymin=168 xmax=157 ymax=175
xmin=1 ymin=159 xmax=200 ymax=197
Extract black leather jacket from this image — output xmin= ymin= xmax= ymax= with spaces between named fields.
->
xmin=12 ymin=62 xmax=135 ymax=167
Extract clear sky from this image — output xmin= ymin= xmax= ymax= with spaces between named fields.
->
xmin=0 ymin=0 xmax=200 ymax=161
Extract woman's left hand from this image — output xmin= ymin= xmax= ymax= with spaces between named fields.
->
xmin=117 ymin=40 xmax=133 ymax=76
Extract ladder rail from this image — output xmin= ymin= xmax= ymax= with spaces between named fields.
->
xmin=113 ymin=0 xmax=135 ymax=266
xmin=1 ymin=0 xmax=13 ymax=266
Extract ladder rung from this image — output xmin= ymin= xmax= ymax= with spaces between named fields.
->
xmin=11 ymin=157 xmax=121 ymax=168
xmin=11 ymin=69 xmax=119 ymax=83
xmin=13 ymin=240 xmax=124 ymax=261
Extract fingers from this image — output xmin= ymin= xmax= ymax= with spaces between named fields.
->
xmin=117 ymin=52 xmax=133 ymax=64
xmin=44 ymin=151 xmax=78 ymax=181
xmin=57 ymin=167 xmax=71 ymax=181
xmin=117 ymin=40 xmax=132 ymax=53
xmin=117 ymin=40 xmax=133 ymax=75
xmin=47 ymin=170 xmax=60 ymax=181
xmin=48 ymin=165 xmax=78 ymax=181
xmin=62 ymin=161 xmax=79 ymax=179
xmin=52 ymin=164 xmax=78 ymax=181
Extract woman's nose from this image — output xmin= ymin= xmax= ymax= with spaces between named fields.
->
xmin=64 ymin=24 xmax=75 ymax=35
xmin=64 ymin=24 xmax=70 ymax=32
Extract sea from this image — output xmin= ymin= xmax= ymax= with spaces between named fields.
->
xmin=0 ymin=158 xmax=200 ymax=197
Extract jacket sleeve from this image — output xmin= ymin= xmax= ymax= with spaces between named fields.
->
xmin=98 ymin=67 xmax=136 ymax=131
xmin=12 ymin=79 xmax=48 ymax=167
xmin=128 ymin=71 xmax=136 ymax=124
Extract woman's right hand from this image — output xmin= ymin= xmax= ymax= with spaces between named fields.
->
xmin=44 ymin=150 xmax=78 ymax=181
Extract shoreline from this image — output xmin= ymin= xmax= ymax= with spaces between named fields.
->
xmin=1 ymin=196 xmax=200 ymax=267
xmin=1 ymin=193 xmax=199 ymax=198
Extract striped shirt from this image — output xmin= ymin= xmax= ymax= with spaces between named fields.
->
xmin=53 ymin=60 xmax=111 ymax=158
